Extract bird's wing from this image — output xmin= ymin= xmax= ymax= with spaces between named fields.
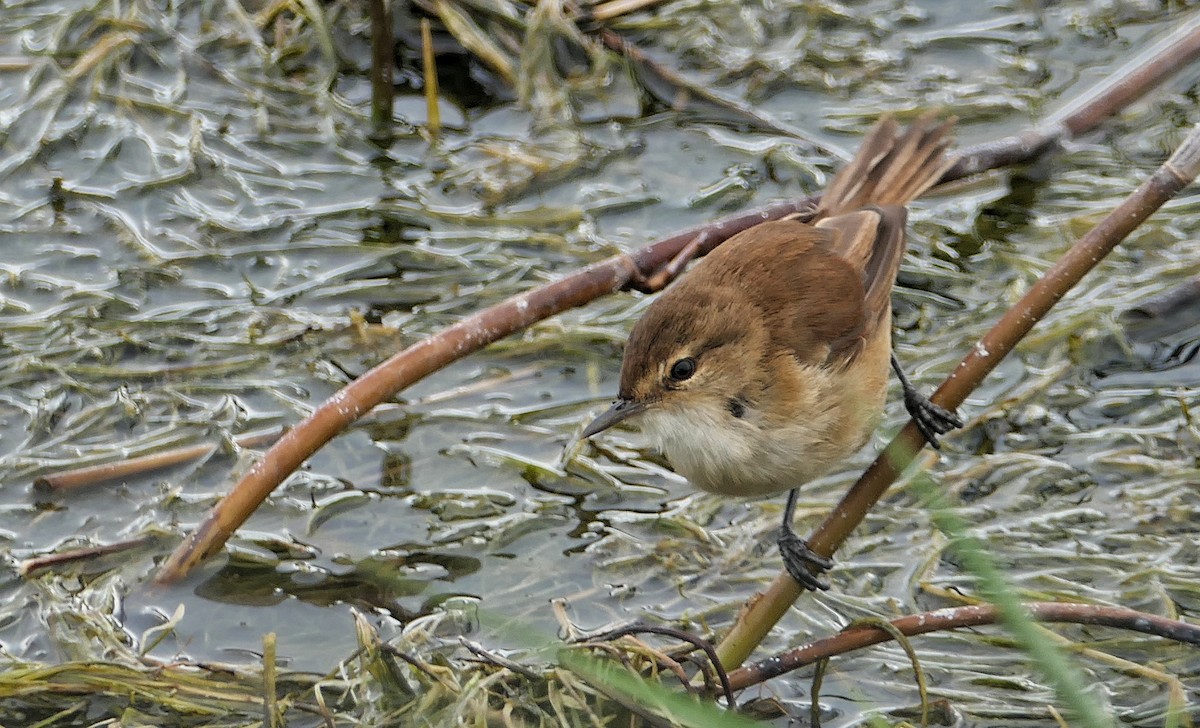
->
xmin=699 ymin=219 xmax=868 ymax=367
xmin=816 ymin=204 xmax=907 ymax=339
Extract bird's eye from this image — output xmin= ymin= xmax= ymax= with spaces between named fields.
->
xmin=669 ymin=357 xmax=697 ymax=381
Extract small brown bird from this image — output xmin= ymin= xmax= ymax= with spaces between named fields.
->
xmin=582 ymin=114 xmax=962 ymax=590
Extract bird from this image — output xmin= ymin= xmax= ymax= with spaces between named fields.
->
xmin=580 ymin=113 xmax=962 ymax=590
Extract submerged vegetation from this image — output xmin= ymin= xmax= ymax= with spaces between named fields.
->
xmin=0 ymin=0 xmax=1198 ymax=725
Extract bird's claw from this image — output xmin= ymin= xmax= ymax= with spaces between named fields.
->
xmin=778 ymin=529 xmax=833 ymax=591
xmin=903 ymin=389 xmax=963 ymax=450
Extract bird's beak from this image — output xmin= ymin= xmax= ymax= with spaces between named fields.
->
xmin=581 ymin=398 xmax=647 ymax=438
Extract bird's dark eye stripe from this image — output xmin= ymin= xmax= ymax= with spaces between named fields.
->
xmin=669 ymin=357 xmax=696 ymax=381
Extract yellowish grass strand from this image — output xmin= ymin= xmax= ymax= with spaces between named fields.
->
xmin=421 ymin=18 xmax=441 ymax=138
xmin=66 ymin=31 xmax=134 ymax=81
xmin=1048 ymin=705 xmax=1070 ymax=728
xmin=434 ymin=0 xmax=516 ymax=86
xmin=294 ymin=0 xmax=336 ymax=72
xmin=263 ymin=632 xmax=278 ymax=728
xmin=590 ymin=0 xmax=670 ymax=22
xmin=847 ymin=618 xmax=930 ymax=727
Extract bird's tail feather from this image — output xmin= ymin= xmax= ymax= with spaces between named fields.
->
xmin=816 ymin=113 xmax=956 ymax=218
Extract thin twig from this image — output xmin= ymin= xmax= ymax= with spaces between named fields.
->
xmin=582 ymin=624 xmax=735 ymax=709
xmin=595 ymin=28 xmax=826 ymax=148
xmin=368 ymin=0 xmax=394 ymax=142
xmin=726 ymin=601 xmax=1200 ymax=691
xmin=458 ymin=637 xmax=542 ymax=681
xmin=34 ymin=427 xmax=284 ymax=492
xmin=379 ymin=643 xmax=450 ymax=685
xmin=19 ymin=536 xmax=157 ymax=576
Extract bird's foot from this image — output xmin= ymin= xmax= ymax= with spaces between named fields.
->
xmin=891 ymin=353 xmax=963 ymax=449
xmin=777 ymin=529 xmax=833 ymax=591
xmin=903 ymin=388 xmax=963 ymax=450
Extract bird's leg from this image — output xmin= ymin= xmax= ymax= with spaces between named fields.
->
xmin=777 ymin=488 xmax=832 ymax=591
xmin=890 ymin=353 xmax=963 ymax=449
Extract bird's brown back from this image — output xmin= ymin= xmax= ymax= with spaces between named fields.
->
xmin=619 ymin=114 xmax=956 ymax=390
xmin=689 ymin=115 xmax=954 ymax=366
xmin=689 ymin=223 xmax=866 ymax=367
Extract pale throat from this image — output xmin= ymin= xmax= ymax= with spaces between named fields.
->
xmin=637 ymin=398 xmax=840 ymax=499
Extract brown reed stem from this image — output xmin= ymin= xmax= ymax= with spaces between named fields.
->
xmin=35 ymin=427 xmax=285 ymax=492
xmin=726 ymin=602 xmax=1200 ymax=691
xmin=263 ymin=632 xmax=278 ymax=728
xmin=368 ymin=0 xmax=395 ymax=142
xmin=19 ymin=536 xmax=158 ymax=576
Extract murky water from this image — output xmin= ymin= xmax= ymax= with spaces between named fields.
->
xmin=1 ymin=0 xmax=1197 ymax=724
